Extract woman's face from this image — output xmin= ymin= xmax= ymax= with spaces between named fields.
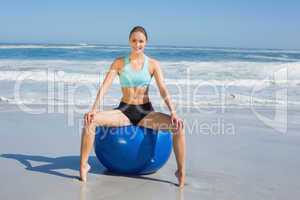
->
xmin=129 ymin=31 xmax=147 ymax=54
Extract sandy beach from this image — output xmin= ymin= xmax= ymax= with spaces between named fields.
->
xmin=1 ymin=0 xmax=299 ymax=197
xmin=1 ymin=104 xmax=300 ymax=200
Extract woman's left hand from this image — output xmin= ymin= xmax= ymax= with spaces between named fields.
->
xmin=171 ymin=113 xmax=184 ymax=131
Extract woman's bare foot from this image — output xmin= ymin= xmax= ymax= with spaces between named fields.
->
xmin=175 ymin=169 xmax=185 ymax=188
xmin=80 ymin=163 xmax=91 ymax=182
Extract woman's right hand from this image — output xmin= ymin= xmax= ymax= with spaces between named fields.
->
xmin=84 ymin=110 xmax=97 ymax=125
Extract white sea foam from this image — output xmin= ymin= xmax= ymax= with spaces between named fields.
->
xmin=0 ymin=44 xmax=99 ymax=49
xmin=145 ymin=46 xmax=300 ymax=54
xmin=0 ymin=59 xmax=299 ymax=83
xmin=0 ymin=59 xmax=299 ymax=107
xmin=0 ymin=59 xmax=295 ymax=75
xmin=244 ymin=55 xmax=300 ymax=62
xmin=1 ymin=93 xmax=299 ymax=107
xmin=0 ymin=69 xmax=299 ymax=86
xmin=0 ymin=59 xmax=113 ymax=73
xmin=0 ymin=70 xmax=101 ymax=84
xmin=1 ymin=44 xmax=300 ymax=54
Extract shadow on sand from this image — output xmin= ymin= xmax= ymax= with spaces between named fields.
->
xmin=0 ymin=153 xmax=178 ymax=186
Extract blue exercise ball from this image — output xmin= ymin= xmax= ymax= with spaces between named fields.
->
xmin=94 ymin=125 xmax=172 ymax=174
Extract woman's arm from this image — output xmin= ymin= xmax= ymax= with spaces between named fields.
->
xmin=90 ymin=58 xmax=121 ymax=112
xmin=152 ymin=59 xmax=177 ymax=115
xmin=152 ymin=59 xmax=183 ymax=129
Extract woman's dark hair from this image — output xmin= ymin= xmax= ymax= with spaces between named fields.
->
xmin=129 ymin=26 xmax=148 ymax=41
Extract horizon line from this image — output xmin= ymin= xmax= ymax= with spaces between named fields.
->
xmin=0 ymin=42 xmax=299 ymax=51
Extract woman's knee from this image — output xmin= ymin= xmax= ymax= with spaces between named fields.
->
xmin=172 ymin=121 xmax=185 ymax=135
xmin=82 ymin=113 xmax=98 ymax=135
xmin=83 ymin=111 xmax=104 ymax=124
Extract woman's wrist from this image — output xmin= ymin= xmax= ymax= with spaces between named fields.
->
xmin=170 ymin=110 xmax=177 ymax=116
xmin=91 ymin=103 xmax=100 ymax=113
xmin=90 ymin=107 xmax=97 ymax=113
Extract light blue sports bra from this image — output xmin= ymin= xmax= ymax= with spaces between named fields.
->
xmin=119 ymin=54 xmax=152 ymax=87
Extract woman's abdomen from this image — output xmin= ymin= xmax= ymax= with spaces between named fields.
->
xmin=121 ymin=87 xmax=150 ymax=105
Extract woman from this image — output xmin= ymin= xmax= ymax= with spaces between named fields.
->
xmin=80 ymin=26 xmax=186 ymax=187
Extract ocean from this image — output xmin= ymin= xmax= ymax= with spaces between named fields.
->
xmin=0 ymin=44 xmax=299 ymax=110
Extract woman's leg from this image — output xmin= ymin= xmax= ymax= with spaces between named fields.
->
xmin=80 ymin=110 xmax=131 ymax=182
xmin=137 ymin=112 xmax=186 ymax=187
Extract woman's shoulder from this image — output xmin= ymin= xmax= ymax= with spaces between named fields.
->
xmin=147 ymin=55 xmax=158 ymax=64
xmin=147 ymin=56 xmax=161 ymax=70
xmin=111 ymin=56 xmax=126 ymax=71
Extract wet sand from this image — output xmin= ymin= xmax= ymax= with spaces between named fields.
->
xmin=1 ymin=104 xmax=300 ymax=200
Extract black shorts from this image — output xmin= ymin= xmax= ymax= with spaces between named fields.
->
xmin=114 ymin=101 xmax=154 ymax=125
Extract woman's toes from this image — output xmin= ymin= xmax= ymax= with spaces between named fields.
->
xmin=80 ymin=163 xmax=91 ymax=182
xmin=175 ymin=169 xmax=185 ymax=188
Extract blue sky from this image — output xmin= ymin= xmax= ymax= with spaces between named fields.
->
xmin=0 ymin=0 xmax=299 ymax=49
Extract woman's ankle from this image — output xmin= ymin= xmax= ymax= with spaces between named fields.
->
xmin=80 ymin=161 xmax=89 ymax=168
xmin=177 ymin=166 xmax=185 ymax=173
